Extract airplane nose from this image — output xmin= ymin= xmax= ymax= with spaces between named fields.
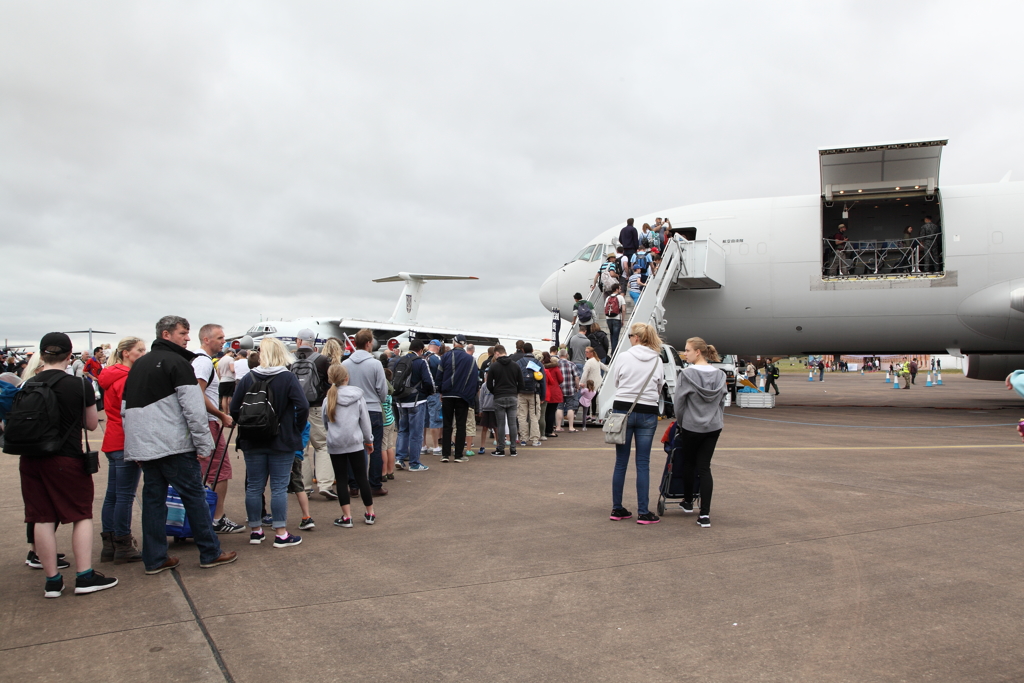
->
xmin=539 ymin=269 xmax=560 ymax=313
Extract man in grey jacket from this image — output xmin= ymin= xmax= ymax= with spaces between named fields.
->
xmin=122 ymin=316 xmax=237 ymax=575
xmin=342 ymin=329 xmax=389 ymax=495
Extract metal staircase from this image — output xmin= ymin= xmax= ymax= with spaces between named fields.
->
xmin=589 ymin=236 xmax=725 ymax=419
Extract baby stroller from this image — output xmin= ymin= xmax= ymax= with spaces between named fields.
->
xmin=656 ymin=420 xmax=700 ymax=516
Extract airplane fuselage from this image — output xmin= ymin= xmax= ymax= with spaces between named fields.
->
xmin=540 ymin=181 xmax=1024 ymax=360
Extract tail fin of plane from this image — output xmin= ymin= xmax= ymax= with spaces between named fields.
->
xmin=372 ymin=273 xmax=478 ymax=325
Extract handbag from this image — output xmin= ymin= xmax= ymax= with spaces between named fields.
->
xmin=603 ymin=361 xmax=659 ymax=445
xmin=81 ymin=378 xmax=99 ymax=475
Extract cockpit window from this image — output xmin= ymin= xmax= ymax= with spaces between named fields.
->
xmin=246 ymin=325 xmax=276 ymax=335
xmin=577 ymin=245 xmax=597 ymax=262
xmin=590 ymin=244 xmax=607 ymax=262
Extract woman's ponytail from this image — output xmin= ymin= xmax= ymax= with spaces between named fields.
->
xmin=324 ymin=364 xmax=349 ymax=423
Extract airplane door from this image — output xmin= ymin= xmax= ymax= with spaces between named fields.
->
xmin=819 ymin=139 xmax=946 ymax=200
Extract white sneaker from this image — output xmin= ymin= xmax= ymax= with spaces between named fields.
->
xmin=432 ymin=447 xmax=442 ymax=455
xmin=540 ymin=436 xmax=548 ymax=441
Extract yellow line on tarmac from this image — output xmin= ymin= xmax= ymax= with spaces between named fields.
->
xmin=719 ymin=444 xmax=1021 ymax=451
xmin=538 ymin=444 xmax=1021 ymax=452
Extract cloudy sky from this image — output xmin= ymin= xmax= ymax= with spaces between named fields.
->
xmin=3 ymin=1 xmax=1023 ymax=351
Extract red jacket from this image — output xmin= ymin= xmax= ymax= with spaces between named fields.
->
xmin=99 ymin=363 xmax=130 ymax=452
xmin=545 ymin=366 xmax=564 ymax=404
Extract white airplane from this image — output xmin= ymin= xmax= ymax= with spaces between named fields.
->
xmin=539 ymin=138 xmax=1024 ymax=382
xmin=234 ymin=273 xmax=548 ymax=355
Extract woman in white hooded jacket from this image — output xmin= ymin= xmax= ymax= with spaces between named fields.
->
xmin=608 ymin=323 xmax=665 ymax=525
xmin=322 ymin=364 xmax=377 ymax=527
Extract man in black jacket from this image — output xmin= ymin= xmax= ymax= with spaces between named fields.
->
xmin=618 ymin=218 xmax=640 ymax=260
xmin=486 ymin=345 xmax=523 ymax=456
xmin=123 ymin=316 xmax=237 ymax=575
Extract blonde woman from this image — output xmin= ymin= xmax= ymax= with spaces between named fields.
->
xmin=97 ymin=337 xmax=147 ymax=563
xmin=229 ymin=337 xmax=309 ymax=548
xmin=322 ymin=338 xmax=344 ymax=366
xmin=609 ymin=323 xmax=664 ymax=524
xmin=322 ymin=364 xmax=376 ymax=527
xmin=673 ymin=337 xmax=727 ymax=528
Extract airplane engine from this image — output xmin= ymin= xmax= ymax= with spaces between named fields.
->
xmin=964 ymin=354 xmax=1024 ymax=381
xmin=237 ymin=335 xmax=255 ymax=350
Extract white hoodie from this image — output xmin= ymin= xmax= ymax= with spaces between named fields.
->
xmin=612 ymin=344 xmax=664 ymax=407
xmin=322 ymin=386 xmax=373 ymax=455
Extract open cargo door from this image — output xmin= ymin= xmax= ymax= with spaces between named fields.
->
xmin=819 ymin=139 xmax=946 ymax=201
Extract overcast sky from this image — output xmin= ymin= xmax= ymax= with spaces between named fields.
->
xmin=3 ymin=1 xmax=1023 ymax=352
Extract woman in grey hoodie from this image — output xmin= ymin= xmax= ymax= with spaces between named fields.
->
xmin=673 ymin=337 xmax=727 ymax=528
xmin=322 ymin=364 xmax=376 ymax=527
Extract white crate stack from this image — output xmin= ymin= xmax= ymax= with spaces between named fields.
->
xmin=736 ymin=392 xmax=775 ymax=409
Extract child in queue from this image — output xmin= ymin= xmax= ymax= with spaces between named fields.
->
xmin=322 ymin=364 xmax=377 ymax=527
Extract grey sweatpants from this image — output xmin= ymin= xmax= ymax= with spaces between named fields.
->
xmin=493 ymin=396 xmax=518 ymax=448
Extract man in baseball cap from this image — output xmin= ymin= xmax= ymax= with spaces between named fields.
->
xmin=292 ymin=328 xmax=334 ymax=503
xmin=11 ymin=332 xmax=119 ymax=596
xmin=422 ymin=339 xmax=444 ymax=456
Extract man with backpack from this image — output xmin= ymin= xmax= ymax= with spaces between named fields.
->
xmin=572 ymin=292 xmax=595 ymax=327
xmin=122 ymin=316 xmax=237 ymax=575
xmin=515 ymin=342 xmax=544 ymax=448
xmin=292 ymin=329 xmax=335 ymax=498
xmin=4 ymin=332 xmax=118 ymax=598
xmin=392 ymin=339 xmax=434 ymax=472
xmin=764 ymin=359 xmax=780 ymax=396
xmin=604 ymin=283 xmax=626 ymax=355
xmin=343 ymin=329 xmax=388 ymax=493
xmin=192 ymin=324 xmax=244 ymax=534
xmin=586 ymin=323 xmax=610 ymax=365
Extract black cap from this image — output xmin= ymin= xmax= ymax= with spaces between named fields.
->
xmin=40 ymin=332 xmax=72 ymax=354
xmin=453 ymin=333 xmax=467 ymax=345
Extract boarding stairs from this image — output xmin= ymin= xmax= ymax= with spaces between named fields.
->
xmin=566 ymin=236 xmax=724 ymax=421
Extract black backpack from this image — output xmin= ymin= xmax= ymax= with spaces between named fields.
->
xmin=291 ymin=351 xmax=323 ymax=404
xmin=391 ymin=355 xmax=420 ymax=401
xmin=236 ymin=377 xmax=279 ymax=442
xmin=517 ymin=357 xmax=539 ymax=392
xmin=2 ymin=373 xmax=75 ymax=456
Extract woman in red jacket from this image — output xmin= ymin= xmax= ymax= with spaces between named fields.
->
xmin=543 ymin=352 xmax=563 ymax=439
xmin=98 ymin=337 xmax=146 ymax=564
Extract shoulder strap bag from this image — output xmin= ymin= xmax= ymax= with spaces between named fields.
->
xmin=602 ymin=360 xmax=659 ymax=445
xmin=81 ymin=378 xmax=100 ymax=474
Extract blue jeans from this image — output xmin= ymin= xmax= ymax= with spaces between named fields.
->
xmin=140 ymin=452 xmax=222 ymax=570
xmin=611 ymin=411 xmax=658 ymax=515
xmin=396 ymin=404 xmax=426 ymax=466
xmin=607 ymin=318 xmax=622 ymax=356
xmin=243 ymin=448 xmax=293 ymax=530
xmin=101 ymin=450 xmax=142 ymax=537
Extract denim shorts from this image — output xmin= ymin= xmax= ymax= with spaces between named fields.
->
xmin=559 ymin=393 xmax=580 ymax=412
xmin=426 ymin=394 xmax=443 ymax=428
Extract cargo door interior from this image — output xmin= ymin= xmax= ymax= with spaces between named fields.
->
xmin=819 ymin=139 xmax=946 ymax=278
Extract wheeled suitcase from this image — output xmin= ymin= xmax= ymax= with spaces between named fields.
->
xmin=165 ymin=425 xmax=234 ymax=541
xmin=656 ymin=421 xmax=700 ymax=516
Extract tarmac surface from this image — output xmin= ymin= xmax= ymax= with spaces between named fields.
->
xmin=3 ymin=372 xmax=1024 ymax=682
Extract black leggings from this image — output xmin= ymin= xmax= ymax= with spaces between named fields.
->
xmin=544 ymin=402 xmax=559 ymax=436
xmin=672 ymin=427 xmax=721 ymax=516
xmin=329 ymin=452 xmax=372 ymax=508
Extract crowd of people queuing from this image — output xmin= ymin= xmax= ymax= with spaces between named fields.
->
xmin=0 ymin=215 xmax=731 ymax=599
xmin=3 ymin=305 xmax=727 ymax=600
